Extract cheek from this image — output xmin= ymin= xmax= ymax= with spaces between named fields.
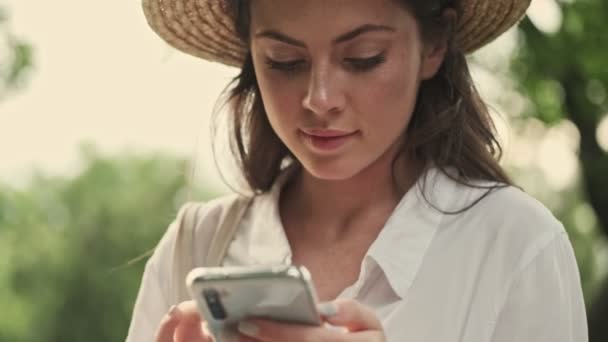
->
xmin=355 ymin=59 xmax=421 ymax=136
xmin=255 ymin=72 xmax=304 ymax=133
xmin=251 ymin=52 xmax=303 ymax=126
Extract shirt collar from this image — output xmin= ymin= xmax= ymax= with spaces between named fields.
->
xmin=253 ymin=166 xmax=460 ymax=299
xmin=366 ymin=167 xmax=460 ymax=299
xmin=247 ymin=165 xmax=299 ymax=265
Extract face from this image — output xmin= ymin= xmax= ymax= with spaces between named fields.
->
xmin=250 ymin=0 xmax=445 ymax=180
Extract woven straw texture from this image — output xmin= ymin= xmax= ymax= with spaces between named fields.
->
xmin=142 ymin=0 xmax=531 ymax=67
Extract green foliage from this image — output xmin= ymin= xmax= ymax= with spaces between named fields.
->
xmin=0 ymin=146 xmax=215 ymax=342
xmin=510 ymin=0 xmax=608 ymax=339
xmin=513 ymin=0 xmax=608 ymax=124
xmin=0 ymin=5 xmax=34 ymax=99
xmin=3 ymin=41 xmax=33 ymax=89
xmin=511 ymin=0 xmax=608 ymax=244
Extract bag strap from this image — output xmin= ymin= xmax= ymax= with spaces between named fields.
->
xmin=173 ymin=196 xmax=253 ymax=303
xmin=172 ymin=202 xmax=199 ymax=304
xmin=204 ymin=196 xmax=252 ymax=267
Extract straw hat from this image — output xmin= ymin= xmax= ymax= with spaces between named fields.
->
xmin=142 ymin=0 xmax=531 ymax=67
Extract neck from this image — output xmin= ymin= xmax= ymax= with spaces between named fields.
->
xmin=281 ymin=143 xmax=423 ymax=240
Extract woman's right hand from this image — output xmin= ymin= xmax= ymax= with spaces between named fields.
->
xmin=155 ymin=301 xmax=213 ymax=342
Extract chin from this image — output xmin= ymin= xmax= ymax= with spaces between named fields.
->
xmin=298 ymin=157 xmax=364 ymax=181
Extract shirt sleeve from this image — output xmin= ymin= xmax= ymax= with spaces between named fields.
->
xmin=490 ymin=230 xmax=589 ymax=342
xmin=125 ymin=220 xmax=179 ymax=342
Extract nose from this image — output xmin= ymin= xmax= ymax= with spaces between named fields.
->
xmin=301 ymin=62 xmax=346 ymax=116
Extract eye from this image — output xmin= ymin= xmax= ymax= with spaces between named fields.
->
xmin=344 ymin=53 xmax=386 ymax=72
xmin=265 ymin=58 xmax=306 ymax=73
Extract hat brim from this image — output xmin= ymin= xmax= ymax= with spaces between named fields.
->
xmin=142 ymin=0 xmax=531 ymax=67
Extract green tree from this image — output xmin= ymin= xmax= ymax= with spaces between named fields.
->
xmin=510 ymin=0 xmax=608 ymax=339
xmin=0 ymin=145 xmax=215 ymax=341
xmin=0 ymin=5 xmax=33 ymax=100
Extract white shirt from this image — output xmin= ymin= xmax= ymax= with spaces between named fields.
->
xmin=126 ymin=168 xmax=588 ymax=341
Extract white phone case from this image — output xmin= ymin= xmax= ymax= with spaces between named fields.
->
xmin=186 ymin=264 xmax=321 ymax=341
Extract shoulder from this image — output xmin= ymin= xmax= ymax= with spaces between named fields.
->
xmin=475 ymin=185 xmax=567 ymax=269
xmin=438 ymin=169 xmax=564 ymax=237
xmin=464 ymin=184 xmax=564 ymax=241
xmin=436 ymin=175 xmax=567 ymax=274
xmin=143 ymin=193 xmax=253 ymax=293
xmin=462 ymin=186 xmax=586 ymax=322
xmin=184 ymin=193 xmax=252 ymax=230
xmin=150 ymin=193 xmax=252 ymax=265
xmin=430 ymin=169 xmax=564 ymax=239
xmin=466 ymin=184 xmax=561 ymax=228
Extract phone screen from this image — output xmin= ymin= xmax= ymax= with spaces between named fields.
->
xmin=188 ymin=265 xmax=321 ymax=341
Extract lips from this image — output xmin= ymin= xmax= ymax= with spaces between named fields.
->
xmin=299 ymin=129 xmax=359 ymax=153
xmin=300 ymin=128 xmax=358 ymax=138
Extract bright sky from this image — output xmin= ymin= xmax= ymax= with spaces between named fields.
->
xmin=1 ymin=0 xmax=584 ymax=193
xmin=1 ymin=0 xmax=240 ymax=191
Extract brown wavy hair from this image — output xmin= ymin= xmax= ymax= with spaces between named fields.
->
xmin=213 ymin=0 xmax=513 ymax=212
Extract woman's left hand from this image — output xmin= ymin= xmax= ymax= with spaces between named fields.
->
xmin=233 ymin=299 xmax=385 ymax=342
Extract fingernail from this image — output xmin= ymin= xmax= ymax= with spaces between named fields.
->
xmin=161 ymin=305 xmax=180 ymax=324
xmin=237 ymin=321 xmax=259 ymax=337
xmin=317 ymin=302 xmax=338 ymax=317
xmin=168 ymin=305 xmax=179 ymax=317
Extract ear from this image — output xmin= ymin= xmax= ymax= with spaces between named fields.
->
xmin=420 ymin=39 xmax=448 ymax=80
xmin=420 ymin=9 xmax=457 ymax=80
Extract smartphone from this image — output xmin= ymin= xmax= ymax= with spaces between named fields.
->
xmin=186 ymin=264 xmax=321 ymax=341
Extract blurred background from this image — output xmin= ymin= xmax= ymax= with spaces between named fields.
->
xmin=0 ymin=0 xmax=606 ymax=340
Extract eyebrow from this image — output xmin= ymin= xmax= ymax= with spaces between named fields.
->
xmin=254 ymin=24 xmax=396 ymax=47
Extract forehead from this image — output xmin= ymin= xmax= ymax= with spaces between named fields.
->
xmin=249 ymin=0 xmax=412 ymax=34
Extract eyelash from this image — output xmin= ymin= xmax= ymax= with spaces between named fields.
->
xmin=265 ymin=53 xmax=386 ymax=74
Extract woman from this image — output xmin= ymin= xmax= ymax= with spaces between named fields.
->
xmin=128 ymin=0 xmax=588 ymax=341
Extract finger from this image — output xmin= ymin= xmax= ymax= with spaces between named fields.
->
xmin=319 ymin=299 xmax=383 ymax=332
xmin=237 ymin=319 xmax=323 ymax=341
xmin=235 ymin=319 xmax=385 ymax=342
xmin=347 ymin=330 xmax=386 ymax=342
xmin=233 ymin=335 xmax=258 ymax=342
xmin=237 ymin=318 xmax=356 ymax=342
xmin=173 ymin=301 xmax=212 ymax=342
xmin=155 ymin=305 xmax=182 ymax=342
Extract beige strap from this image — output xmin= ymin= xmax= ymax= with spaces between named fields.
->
xmin=173 ymin=202 xmax=200 ymax=303
xmin=204 ymin=196 xmax=252 ymax=267
xmin=172 ymin=196 xmax=252 ymax=303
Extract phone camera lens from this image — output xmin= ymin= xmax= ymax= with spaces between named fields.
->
xmin=202 ymin=289 xmax=227 ymax=320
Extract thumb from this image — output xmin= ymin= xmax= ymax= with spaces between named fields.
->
xmin=317 ymin=299 xmax=383 ymax=332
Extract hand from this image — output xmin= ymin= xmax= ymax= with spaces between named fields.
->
xmin=155 ymin=301 xmax=214 ymax=342
xmin=232 ymin=299 xmax=385 ymax=342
